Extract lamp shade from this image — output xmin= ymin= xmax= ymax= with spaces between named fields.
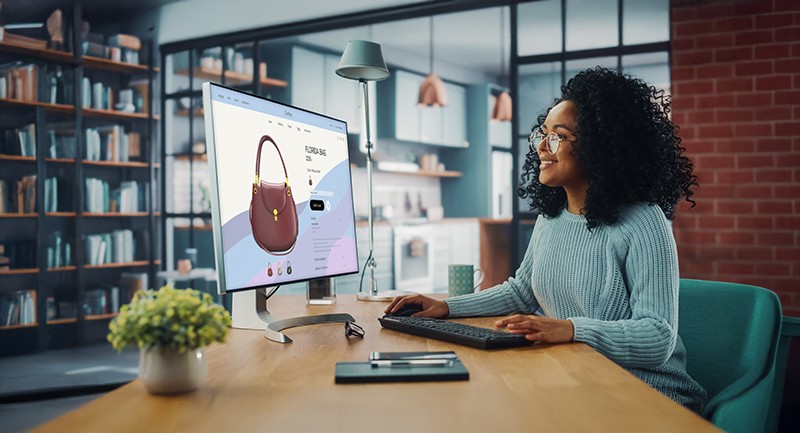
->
xmin=491 ymin=91 xmax=512 ymax=121
xmin=335 ymin=40 xmax=390 ymax=81
xmin=418 ymin=74 xmax=448 ymax=107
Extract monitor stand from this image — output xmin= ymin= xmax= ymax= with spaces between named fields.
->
xmin=231 ymin=285 xmax=355 ymax=343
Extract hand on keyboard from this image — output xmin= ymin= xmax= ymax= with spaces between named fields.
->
xmin=385 ymin=293 xmax=450 ymax=319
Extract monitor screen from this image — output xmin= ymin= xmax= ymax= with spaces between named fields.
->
xmin=202 ymin=82 xmax=359 ymax=294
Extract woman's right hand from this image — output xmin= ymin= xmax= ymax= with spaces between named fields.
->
xmin=384 ymin=294 xmax=450 ymax=318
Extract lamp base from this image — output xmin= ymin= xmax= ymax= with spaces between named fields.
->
xmin=357 ymin=290 xmax=414 ymax=302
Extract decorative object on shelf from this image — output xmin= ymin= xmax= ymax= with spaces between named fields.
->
xmin=418 ymin=16 xmax=447 ymax=107
xmin=491 ymin=8 xmax=512 ymax=122
xmin=107 ymin=285 xmax=231 ymax=394
xmin=336 ymin=40 xmax=410 ymax=302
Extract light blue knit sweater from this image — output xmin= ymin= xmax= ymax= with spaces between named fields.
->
xmin=444 ymin=203 xmax=707 ymax=412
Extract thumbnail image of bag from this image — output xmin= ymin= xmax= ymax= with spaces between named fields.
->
xmin=249 ymin=135 xmax=299 ymax=255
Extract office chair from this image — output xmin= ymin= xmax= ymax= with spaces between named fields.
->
xmin=678 ymin=278 xmax=782 ymax=433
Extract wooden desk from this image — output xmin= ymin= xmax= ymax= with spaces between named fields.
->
xmin=31 ymin=295 xmax=720 ymax=433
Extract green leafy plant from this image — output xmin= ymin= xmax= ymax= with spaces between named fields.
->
xmin=108 ymin=285 xmax=232 ymax=353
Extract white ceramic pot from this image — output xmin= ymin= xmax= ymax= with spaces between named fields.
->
xmin=138 ymin=346 xmax=208 ymax=395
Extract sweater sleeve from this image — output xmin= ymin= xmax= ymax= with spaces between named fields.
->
xmin=444 ymin=219 xmax=541 ymax=318
xmin=568 ymin=206 xmax=679 ymax=368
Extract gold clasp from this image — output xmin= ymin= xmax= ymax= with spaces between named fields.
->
xmin=273 ymin=209 xmax=278 ymax=221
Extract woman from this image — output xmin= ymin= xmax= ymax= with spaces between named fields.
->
xmin=385 ymin=67 xmax=707 ymax=413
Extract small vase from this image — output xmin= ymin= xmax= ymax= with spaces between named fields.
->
xmin=138 ymin=346 xmax=208 ymax=395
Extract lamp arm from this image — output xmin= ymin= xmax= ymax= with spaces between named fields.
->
xmin=361 ymin=80 xmax=377 ymax=295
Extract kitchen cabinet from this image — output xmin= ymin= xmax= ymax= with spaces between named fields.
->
xmin=378 ymin=70 xmax=467 ymax=147
xmin=432 ymin=220 xmax=480 ymax=293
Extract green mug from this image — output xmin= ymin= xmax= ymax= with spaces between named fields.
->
xmin=448 ymin=264 xmax=485 ymax=297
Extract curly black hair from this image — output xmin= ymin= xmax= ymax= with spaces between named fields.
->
xmin=517 ymin=66 xmax=697 ymax=230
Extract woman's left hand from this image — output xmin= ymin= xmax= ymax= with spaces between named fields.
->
xmin=495 ymin=315 xmax=575 ymax=343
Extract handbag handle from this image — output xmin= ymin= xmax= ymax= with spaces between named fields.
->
xmin=254 ymin=135 xmax=289 ymax=190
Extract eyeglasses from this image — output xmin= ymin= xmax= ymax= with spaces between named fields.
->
xmin=528 ymin=129 xmax=574 ymax=154
xmin=344 ymin=321 xmax=364 ymax=339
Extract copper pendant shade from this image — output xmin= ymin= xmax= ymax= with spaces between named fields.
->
xmin=492 ymin=90 xmax=512 ymax=121
xmin=418 ymin=16 xmax=447 ymax=107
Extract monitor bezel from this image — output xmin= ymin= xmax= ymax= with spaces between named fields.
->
xmin=202 ymin=81 xmax=360 ymax=295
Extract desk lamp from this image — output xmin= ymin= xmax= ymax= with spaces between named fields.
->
xmin=336 ymin=40 xmax=396 ymax=301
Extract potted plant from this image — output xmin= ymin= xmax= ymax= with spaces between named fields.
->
xmin=108 ymin=285 xmax=232 ymax=394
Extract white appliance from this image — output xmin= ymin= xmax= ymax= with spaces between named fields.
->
xmin=393 ymin=224 xmax=434 ymax=292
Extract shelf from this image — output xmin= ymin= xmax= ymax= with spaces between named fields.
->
xmin=83 ymin=212 xmax=151 ymax=217
xmin=82 ymin=107 xmax=160 ymax=121
xmin=84 ymin=260 xmax=151 ymax=269
xmin=45 ymin=212 xmax=77 ymax=217
xmin=0 ymin=98 xmax=75 ymax=113
xmin=0 ymin=322 xmax=38 ymax=330
xmin=0 ymin=41 xmax=75 ymax=63
xmin=0 ymin=268 xmax=39 ymax=275
xmin=171 ymin=153 xmax=208 ymax=162
xmin=174 ymin=108 xmax=204 ymax=117
xmin=0 ymin=213 xmax=37 ymax=218
xmin=0 ymin=154 xmax=36 ymax=162
xmin=82 ymin=55 xmax=160 ymax=74
xmin=176 ymin=67 xmax=288 ymax=87
xmin=82 ymin=160 xmax=150 ymax=168
xmin=47 ymin=266 xmax=77 ymax=272
xmin=47 ymin=318 xmax=77 ymax=325
xmin=377 ymin=168 xmax=463 ymax=178
xmin=45 ymin=157 xmax=76 ymax=164
xmin=84 ymin=313 xmax=117 ymax=321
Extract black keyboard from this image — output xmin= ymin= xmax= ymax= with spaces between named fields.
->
xmin=378 ymin=315 xmax=534 ymax=349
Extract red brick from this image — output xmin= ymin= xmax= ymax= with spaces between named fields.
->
xmin=755 ymin=13 xmax=796 ymax=28
xmin=755 ymin=107 xmax=793 ymax=122
xmin=757 ymin=201 xmax=794 ymax=214
xmin=697 ymin=155 xmax=736 ymax=169
xmin=758 ymin=232 xmax=797 ymax=246
xmin=680 ymin=125 xmax=697 ymax=140
xmin=736 ymin=186 xmax=773 ymax=200
xmin=756 ymin=263 xmax=794 ymax=275
xmin=697 ymin=3 xmax=735 ymax=17
xmin=775 ymin=59 xmax=800 ymax=73
xmin=734 ymin=123 xmax=773 ymax=138
xmin=737 ymin=215 xmax=775 ymax=229
xmin=688 ymin=110 xmax=715 ymax=124
xmin=735 ymin=61 xmax=774 ymax=76
xmin=698 ymin=215 xmax=736 ymax=229
xmin=737 ymin=154 xmax=775 ymax=168
xmin=672 ymin=111 xmax=687 ymax=125
xmin=716 ymin=109 xmax=753 ymax=122
xmin=756 ymin=137 xmax=793 ymax=151
xmin=775 ymin=90 xmax=800 ymax=105
xmin=675 ymin=21 xmax=715 ymax=37
xmin=718 ymin=170 xmax=755 ymax=183
xmin=776 ymin=216 xmax=800 ymax=229
xmin=737 ymin=246 xmax=775 ymax=260
xmin=715 ymin=78 xmax=753 ymax=93
xmin=698 ymin=64 xmax=734 ymax=80
xmin=756 ymin=170 xmax=793 ymax=182
xmin=674 ymin=50 xmax=714 ymax=67
xmin=775 ymin=122 xmax=800 ymax=137
xmin=680 ymin=230 xmax=717 ymax=244
xmin=714 ymin=16 xmax=755 ymax=33
xmin=672 ymin=38 xmax=696 ymax=51
xmin=715 ymin=47 xmax=753 ymax=63
xmin=676 ymin=80 xmax=715 ymax=94
xmin=682 ymin=260 xmax=715 ymax=275
xmin=775 ymin=186 xmax=800 ymax=199
xmin=776 ymin=247 xmax=800 ymax=261
xmin=736 ymin=92 xmax=773 ymax=107
xmin=756 ymin=75 xmax=793 ymax=91
xmin=688 ymin=140 xmax=715 ymax=153
xmin=793 ymin=43 xmax=800 ymax=57
xmin=698 ymin=94 xmax=736 ymax=109
xmin=718 ymin=140 xmax=755 ymax=153
xmin=717 ymin=200 xmax=755 ymax=214
xmin=673 ymin=96 xmax=696 ymax=111
xmin=698 ymin=33 xmax=736 ymax=50
xmin=755 ymin=43 xmax=793 ymax=59
xmin=776 ymin=27 xmax=800 ymax=43
xmin=705 ymin=124 xmax=735 ymax=139
xmin=735 ymin=0 xmax=775 ymax=15
xmin=776 ymin=0 xmax=800 ymax=12
xmin=672 ymin=66 xmax=695 ymax=81
xmin=672 ymin=7 xmax=696 ymax=22
xmin=718 ymin=262 xmax=755 ymax=275
xmin=795 ymin=106 xmax=800 ymax=120
xmin=735 ymin=30 xmax=775 ymax=46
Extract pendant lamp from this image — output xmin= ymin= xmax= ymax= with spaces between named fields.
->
xmin=418 ymin=16 xmax=447 ymax=107
xmin=492 ymin=7 xmax=512 ymax=121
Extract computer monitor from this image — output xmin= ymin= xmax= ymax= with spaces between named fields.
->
xmin=202 ymin=82 xmax=359 ymax=342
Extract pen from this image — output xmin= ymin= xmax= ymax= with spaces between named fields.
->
xmin=370 ymin=359 xmax=455 ymax=368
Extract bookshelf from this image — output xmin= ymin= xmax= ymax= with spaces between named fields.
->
xmin=0 ymin=4 xmax=159 ymax=355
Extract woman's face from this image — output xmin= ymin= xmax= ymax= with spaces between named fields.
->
xmin=535 ymin=100 xmax=588 ymax=191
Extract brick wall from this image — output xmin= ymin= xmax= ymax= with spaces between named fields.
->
xmin=670 ymin=0 xmax=800 ymax=316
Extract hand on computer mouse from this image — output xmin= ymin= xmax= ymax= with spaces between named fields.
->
xmin=385 ymin=294 xmax=449 ymax=318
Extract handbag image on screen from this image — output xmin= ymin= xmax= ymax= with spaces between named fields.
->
xmin=249 ymin=135 xmax=299 ymax=255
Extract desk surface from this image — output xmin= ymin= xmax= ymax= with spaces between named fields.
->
xmin=31 ymin=295 xmax=720 ymax=433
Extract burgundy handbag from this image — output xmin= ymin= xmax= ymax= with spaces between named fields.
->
xmin=249 ymin=135 xmax=298 ymax=255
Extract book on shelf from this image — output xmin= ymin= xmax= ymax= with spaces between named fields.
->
xmin=85 ymin=177 xmax=109 ymax=213
xmin=48 ymin=128 xmax=76 ymax=158
xmin=84 ymin=229 xmax=136 ymax=265
xmin=85 ymin=125 xmax=141 ymax=162
xmin=0 ymin=181 xmax=7 ymax=213
xmin=120 ymin=271 xmax=149 ymax=296
xmin=0 ymin=123 xmax=36 ymax=157
xmin=85 ymin=177 xmax=145 ymax=213
xmin=0 ymin=290 xmax=37 ymax=326
xmin=82 ymin=288 xmax=107 ymax=315
xmin=107 ymin=34 xmax=141 ymax=51
xmin=3 ymin=175 xmax=38 ymax=214
xmin=0 ymin=27 xmax=47 ymax=49
xmin=45 ymin=231 xmax=72 ymax=269
xmin=0 ymin=240 xmax=36 ymax=269
xmin=0 ymin=62 xmax=73 ymax=105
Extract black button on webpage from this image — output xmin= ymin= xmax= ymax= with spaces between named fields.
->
xmin=310 ymin=200 xmax=325 ymax=211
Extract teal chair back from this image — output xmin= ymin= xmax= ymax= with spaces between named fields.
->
xmin=678 ymin=279 xmax=782 ymax=433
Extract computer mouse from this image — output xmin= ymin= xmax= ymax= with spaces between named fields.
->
xmin=390 ymin=303 xmax=424 ymax=317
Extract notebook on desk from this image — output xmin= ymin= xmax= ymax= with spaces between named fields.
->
xmin=335 ymin=355 xmax=469 ymax=384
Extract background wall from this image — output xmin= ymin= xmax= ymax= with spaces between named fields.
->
xmin=670 ymin=0 xmax=800 ymax=317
